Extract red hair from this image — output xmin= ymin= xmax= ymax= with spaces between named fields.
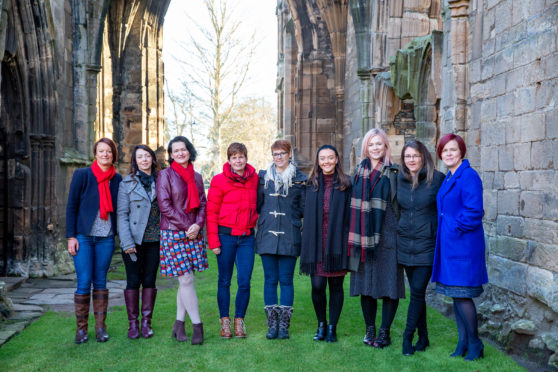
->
xmin=436 ymin=133 xmax=466 ymax=159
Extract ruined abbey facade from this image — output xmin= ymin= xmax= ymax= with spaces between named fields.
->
xmin=0 ymin=0 xmax=557 ymax=366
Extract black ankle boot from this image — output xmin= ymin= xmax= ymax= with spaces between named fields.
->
xmin=313 ymin=321 xmax=327 ymax=341
xmin=373 ymin=328 xmax=391 ymax=348
xmin=326 ymin=324 xmax=337 ymax=343
xmin=363 ymin=325 xmax=376 ymax=346
xmin=402 ymin=330 xmax=415 ymax=356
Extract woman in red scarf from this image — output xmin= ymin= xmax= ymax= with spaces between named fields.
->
xmin=156 ymin=136 xmax=208 ymax=345
xmin=66 ymin=138 xmax=122 ymax=344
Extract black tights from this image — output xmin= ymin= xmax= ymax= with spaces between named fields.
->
xmin=403 ymin=266 xmax=432 ymax=335
xmin=361 ymin=295 xmax=399 ymax=329
xmin=453 ymin=298 xmax=480 ymax=343
xmin=311 ymin=275 xmax=345 ymax=326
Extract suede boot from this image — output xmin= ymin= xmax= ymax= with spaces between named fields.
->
xmin=74 ymin=293 xmax=90 ymax=344
xmin=277 ymin=306 xmax=293 ymax=339
xmin=124 ymin=289 xmax=140 ymax=339
xmin=92 ymin=289 xmax=109 ymax=342
xmin=264 ymin=305 xmax=279 ymax=339
xmin=171 ymin=320 xmax=188 ymax=342
xmin=141 ymin=288 xmax=157 ymax=338
xmin=191 ymin=322 xmax=204 ymax=345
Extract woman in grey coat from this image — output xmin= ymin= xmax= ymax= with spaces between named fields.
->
xmin=117 ymin=145 xmax=161 ymax=339
xmin=256 ymin=140 xmax=307 ymax=339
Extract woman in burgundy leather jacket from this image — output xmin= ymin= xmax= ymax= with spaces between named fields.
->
xmin=156 ymin=136 xmax=208 ymax=345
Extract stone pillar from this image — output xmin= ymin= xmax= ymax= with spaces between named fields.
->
xmin=447 ymin=0 xmax=470 ymax=133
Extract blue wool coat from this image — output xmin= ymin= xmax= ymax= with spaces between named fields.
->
xmin=431 ymin=159 xmax=488 ymax=287
xmin=66 ymin=167 xmax=122 ymax=238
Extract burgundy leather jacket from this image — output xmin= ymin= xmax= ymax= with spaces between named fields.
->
xmin=156 ymin=166 xmax=207 ymax=231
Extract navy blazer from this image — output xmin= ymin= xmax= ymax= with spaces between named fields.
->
xmin=431 ymin=159 xmax=488 ymax=287
xmin=66 ymin=167 xmax=122 ymax=238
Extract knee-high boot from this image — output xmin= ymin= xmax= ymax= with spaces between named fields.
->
xmin=93 ymin=289 xmax=109 ymax=342
xmin=124 ymin=289 xmax=140 ymax=339
xmin=141 ymin=288 xmax=157 ymax=338
xmin=74 ymin=293 xmax=90 ymax=344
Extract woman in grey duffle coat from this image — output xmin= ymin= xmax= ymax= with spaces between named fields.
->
xmin=255 ymin=139 xmax=307 ymax=340
xmin=117 ymin=144 xmax=161 ymax=340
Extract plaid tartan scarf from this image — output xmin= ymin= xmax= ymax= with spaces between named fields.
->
xmin=348 ymin=158 xmax=391 ymax=262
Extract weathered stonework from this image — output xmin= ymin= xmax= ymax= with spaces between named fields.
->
xmin=278 ymin=0 xmax=558 ymax=367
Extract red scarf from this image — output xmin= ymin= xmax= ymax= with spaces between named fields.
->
xmin=91 ymin=160 xmax=116 ymax=220
xmin=171 ymin=161 xmax=200 ymax=212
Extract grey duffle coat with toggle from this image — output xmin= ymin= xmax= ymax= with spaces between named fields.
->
xmin=255 ymin=168 xmax=307 ymax=257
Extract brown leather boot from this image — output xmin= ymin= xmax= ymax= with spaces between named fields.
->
xmin=74 ymin=293 xmax=90 ymax=344
xmin=171 ymin=320 xmax=188 ymax=342
xmin=140 ymin=288 xmax=157 ymax=338
xmin=123 ymin=289 xmax=139 ymax=339
xmin=93 ymin=289 xmax=109 ymax=342
xmin=220 ymin=317 xmax=232 ymax=338
xmin=234 ymin=317 xmax=246 ymax=338
xmin=191 ymin=322 xmax=204 ymax=345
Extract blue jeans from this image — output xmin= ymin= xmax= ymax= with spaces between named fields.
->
xmin=261 ymin=254 xmax=297 ymax=306
xmin=216 ymin=234 xmax=255 ymax=318
xmin=73 ymin=234 xmax=115 ymax=294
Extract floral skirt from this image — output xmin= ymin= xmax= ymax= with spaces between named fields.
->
xmin=160 ymin=230 xmax=208 ymax=277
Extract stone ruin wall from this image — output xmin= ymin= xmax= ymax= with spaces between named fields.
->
xmin=278 ymin=0 xmax=558 ymax=367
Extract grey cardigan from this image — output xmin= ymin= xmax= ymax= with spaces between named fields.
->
xmin=117 ymin=173 xmax=157 ymax=251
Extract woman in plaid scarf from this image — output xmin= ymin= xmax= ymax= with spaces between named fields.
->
xmin=348 ymin=128 xmax=404 ymax=349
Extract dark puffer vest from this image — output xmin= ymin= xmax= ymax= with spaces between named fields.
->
xmin=396 ymin=169 xmax=444 ymax=266
xmin=255 ymin=168 xmax=307 ymax=257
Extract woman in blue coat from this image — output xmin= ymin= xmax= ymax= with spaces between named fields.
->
xmin=431 ymin=133 xmax=488 ymax=361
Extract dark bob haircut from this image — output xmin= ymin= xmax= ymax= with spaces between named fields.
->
xmin=93 ymin=137 xmax=118 ymax=164
xmin=167 ymin=136 xmax=197 ymax=164
xmin=436 ymin=133 xmax=467 ymax=160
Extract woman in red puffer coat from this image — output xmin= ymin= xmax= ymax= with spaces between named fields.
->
xmin=207 ymin=142 xmax=258 ymax=339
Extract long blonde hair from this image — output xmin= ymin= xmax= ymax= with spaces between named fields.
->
xmin=360 ymin=128 xmax=392 ymax=165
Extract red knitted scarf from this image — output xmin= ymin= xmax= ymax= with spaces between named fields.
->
xmin=171 ymin=161 xmax=200 ymax=212
xmin=91 ymin=160 xmax=116 ymax=220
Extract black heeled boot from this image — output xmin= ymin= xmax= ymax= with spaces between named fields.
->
xmin=363 ymin=325 xmax=376 ymax=346
xmin=402 ymin=330 xmax=415 ymax=356
xmin=313 ymin=321 xmax=327 ymax=341
xmin=373 ymin=328 xmax=391 ymax=348
xmin=326 ymin=324 xmax=337 ymax=343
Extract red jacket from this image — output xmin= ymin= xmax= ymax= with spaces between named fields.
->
xmin=207 ymin=163 xmax=259 ymax=249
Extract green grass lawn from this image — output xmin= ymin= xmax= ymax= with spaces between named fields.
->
xmin=0 ymin=254 xmax=524 ymax=372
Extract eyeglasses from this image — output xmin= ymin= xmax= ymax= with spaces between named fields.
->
xmin=404 ymin=155 xmax=421 ymax=160
xmin=272 ymin=151 xmax=289 ymax=158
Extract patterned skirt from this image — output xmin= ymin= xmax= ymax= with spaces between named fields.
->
xmin=160 ymin=230 xmax=208 ymax=277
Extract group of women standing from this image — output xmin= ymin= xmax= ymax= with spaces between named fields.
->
xmin=66 ymin=129 xmax=487 ymax=362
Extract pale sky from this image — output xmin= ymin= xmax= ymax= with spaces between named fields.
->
xmin=162 ymin=0 xmax=278 ymax=106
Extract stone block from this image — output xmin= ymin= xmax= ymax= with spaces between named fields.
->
xmin=520 ymin=112 xmax=546 ymax=142
xmin=498 ymin=144 xmax=515 ymax=171
xmin=494 ymin=0 xmax=513 ymax=35
xmin=483 ymin=6 xmax=496 ymax=41
xmin=483 ymin=171 xmax=495 ymax=189
xmin=505 ymin=68 xmax=524 ymax=90
xmin=524 ymin=218 xmax=558 ymax=244
xmin=546 ymin=110 xmax=558 ymax=139
xmin=487 ymin=254 xmax=527 ymax=295
xmin=505 ymin=119 xmax=521 ymax=143
xmin=529 ymin=242 xmax=558 ymax=272
xmin=520 ymin=191 xmax=545 ymax=218
xmin=514 ymin=86 xmax=537 ymax=115
xmin=496 ymin=215 xmax=525 ymax=237
xmin=504 ymin=171 xmax=519 ymax=188
xmin=497 ymin=93 xmax=515 ymax=118
xmin=531 ymin=140 xmax=554 ymax=169
xmin=542 ymin=192 xmax=558 ymax=220
xmin=519 ymin=170 xmax=556 ymax=191
xmin=469 ymin=59 xmax=482 ymax=83
xmin=536 ymin=80 xmax=558 ymax=110
xmin=481 ymin=55 xmax=495 ymax=80
xmin=544 ymin=333 xmax=558 ymax=353
xmin=498 ymin=189 xmax=520 ymax=215
xmin=481 ymin=119 xmax=505 ymax=145
xmin=483 ymin=189 xmax=498 ymax=220
xmin=488 ymin=235 xmax=527 ymax=261
xmin=513 ymin=142 xmax=531 ymax=170
xmin=542 ymin=52 xmax=558 ymax=80
xmin=513 ymin=36 xmax=538 ymax=68
xmin=526 ymin=266 xmax=555 ymax=309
